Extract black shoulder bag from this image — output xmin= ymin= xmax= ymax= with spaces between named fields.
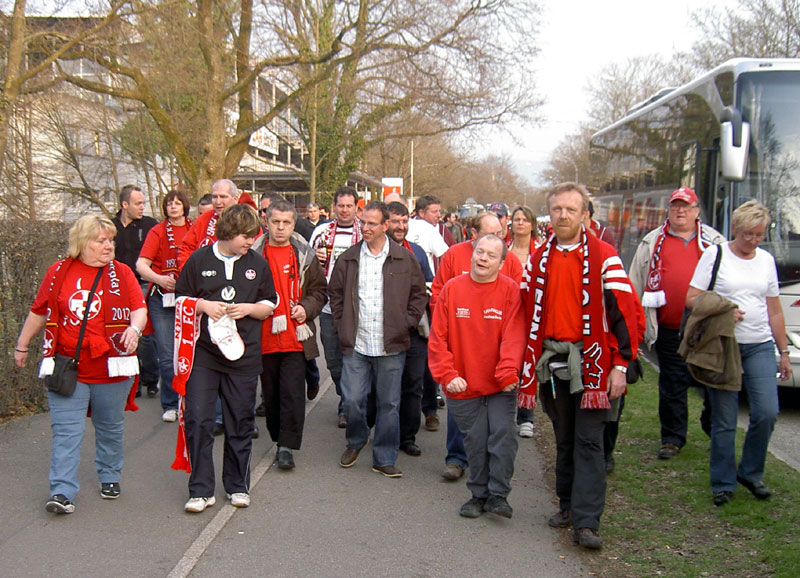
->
xmin=44 ymin=268 xmax=104 ymax=397
xmin=678 ymin=244 xmax=723 ymax=341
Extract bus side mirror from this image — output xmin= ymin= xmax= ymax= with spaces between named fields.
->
xmin=720 ymin=106 xmax=750 ymax=182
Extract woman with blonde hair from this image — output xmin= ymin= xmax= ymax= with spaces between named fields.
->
xmin=686 ymin=200 xmax=792 ymax=506
xmin=15 ymin=215 xmax=146 ymax=514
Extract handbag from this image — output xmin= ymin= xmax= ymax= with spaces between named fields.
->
xmin=678 ymin=244 xmax=723 ymax=340
xmin=43 ymin=268 xmax=104 ymax=397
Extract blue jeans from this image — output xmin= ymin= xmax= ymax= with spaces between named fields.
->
xmin=148 ymin=292 xmax=178 ymax=411
xmin=341 ymin=351 xmax=405 ymax=467
xmin=320 ymin=312 xmax=344 ymax=416
xmin=708 ymin=341 xmax=779 ymax=493
xmin=48 ymin=378 xmax=133 ymax=501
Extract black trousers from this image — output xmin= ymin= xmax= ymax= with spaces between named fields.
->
xmin=399 ymin=330 xmax=427 ymax=445
xmin=540 ymin=377 xmax=610 ymax=531
xmin=261 ymin=351 xmax=306 ymax=449
xmin=655 ymin=327 xmax=698 ymax=447
xmin=184 ymin=366 xmax=257 ymax=497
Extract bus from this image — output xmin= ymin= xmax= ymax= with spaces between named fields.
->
xmin=589 ymin=58 xmax=800 ymax=386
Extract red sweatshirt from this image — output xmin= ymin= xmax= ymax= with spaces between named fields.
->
xmin=428 ymin=274 xmax=526 ymax=399
xmin=430 ymin=240 xmax=522 ymax=312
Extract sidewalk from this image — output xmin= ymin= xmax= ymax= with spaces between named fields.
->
xmin=0 ymin=378 xmax=590 ymax=577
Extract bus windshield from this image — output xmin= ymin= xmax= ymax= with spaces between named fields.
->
xmin=737 ymin=70 xmax=800 ymax=286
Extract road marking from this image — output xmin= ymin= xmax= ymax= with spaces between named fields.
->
xmin=167 ymin=378 xmax=332 ymax=578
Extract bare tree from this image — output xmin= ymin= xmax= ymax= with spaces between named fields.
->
xmin=277 ymin=0 xmax=543 ymax=197
xmin=692 ymin=0 xmax=800 ymax=68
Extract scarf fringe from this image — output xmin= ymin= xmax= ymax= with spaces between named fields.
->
xmin=172 ymin=396 xmax=192 ymax=472
xmin=39 ymin=356 xmax=55 ymax=378
xmin=518 ymin=391 xmax=536 ymax=410
xmin=580 ymin=390 xmax=611 ymax=410
xmin=296 ymin=323 xmax=313 ymax=342
xmin=108 ymin=355 xmax=140 ymax=377
xmin=272 ymin=314 xmax=287 ymax=334
xmin=642 ymin=290 xmax=666 ymax=308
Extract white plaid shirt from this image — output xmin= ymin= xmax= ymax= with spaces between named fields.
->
xmin=354 ymin=238 xmax=390 ymax=356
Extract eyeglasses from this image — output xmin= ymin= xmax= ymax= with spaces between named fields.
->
xmin=740 ymin=231 xmax=766 ymax=241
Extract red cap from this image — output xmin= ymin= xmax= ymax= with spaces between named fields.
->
xmin=669 ymin=187 xmax=697 ymax=204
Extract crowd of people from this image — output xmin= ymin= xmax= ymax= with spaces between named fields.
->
xmin=13 ymin=180 xmax=791 ymax=551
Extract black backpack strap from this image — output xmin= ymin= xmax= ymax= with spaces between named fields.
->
xmin=708 ymin=244 xmax=723 ymax=291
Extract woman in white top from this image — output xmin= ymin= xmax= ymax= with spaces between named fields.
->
xmin=686 ymin=200 xmax=792 ymax=507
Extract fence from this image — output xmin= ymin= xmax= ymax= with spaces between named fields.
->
xmin=0 ymin=220 xmax=69 ymax=419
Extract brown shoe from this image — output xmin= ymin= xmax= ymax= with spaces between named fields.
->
xmin=657 ymin=442 xmax=680 ymax=459
xmin=337 ymin=415 xmax=347 ymax=429
xmin=573 ymin=527 xmax=603 ymax=550
xmin=424 ymin=413 xmax=440 ymax=431
xmin=441 ymin=463 xmax=464 ymax=481
xmin=307 ymin=382 xmax=320 ymax=401
xmin=339 ymin=447 xmax=361 ymax=468
xmin=372 ymin=464 xmax=403 ymax=478
xmin=548 ymin=509 xmax=572 ymax=528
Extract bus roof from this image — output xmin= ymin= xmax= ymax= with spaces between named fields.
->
xmin=591 ymin=58 xmax=800 ymax=141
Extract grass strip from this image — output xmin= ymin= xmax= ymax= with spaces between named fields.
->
xmin=535 ymin=364 xmax=799 ymax=577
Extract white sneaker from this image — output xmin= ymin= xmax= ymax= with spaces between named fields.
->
xmin=518 ymin=422 xmax=534 ymax=438
xmin=227 ymin=492 xmax=250 ymax=508
xmin=162 ymin=409 xmax=178 ymax=422
xmin=208 ymin=314 xmax=245 ymax=361
xmin=184 ymin=496 xmax=216 ymax=513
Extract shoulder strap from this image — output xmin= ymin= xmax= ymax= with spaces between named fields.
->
xmin=73 ymin=267 xmax=104 ymax=363
xmin=708 ymin=244 xmax=723 ymax=291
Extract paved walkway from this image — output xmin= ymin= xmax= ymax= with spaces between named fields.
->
xmin=0 ymin=378 xmax=591 ymax=577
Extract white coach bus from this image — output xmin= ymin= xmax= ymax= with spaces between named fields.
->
xmin=589 ymin=58 xmax=800 ymax=386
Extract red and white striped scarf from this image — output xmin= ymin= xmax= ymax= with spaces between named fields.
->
xmin=171 ymin=296 xmax=202 ymax=473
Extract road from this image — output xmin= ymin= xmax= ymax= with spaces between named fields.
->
xmin=0 ymin=372 xmax=591 ymax=578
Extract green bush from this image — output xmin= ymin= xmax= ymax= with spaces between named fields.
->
xmin=0 ymin=220 xmax=69 ymax=419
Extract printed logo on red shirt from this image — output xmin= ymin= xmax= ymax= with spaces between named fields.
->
xmin=456 ymin=307 xmax=470 ymax=318
xmin=483 ymin=307 xmax=503 ymax=321
xmin=68 ymin=289 xmax=102 ymax=324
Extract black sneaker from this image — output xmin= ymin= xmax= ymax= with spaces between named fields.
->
xmin=713 ymin=490 xmax=734 ymax=506
xmin=146 ymin=383 xmax=159 ymax=398
xmin=737 ymin=475 xmax=772 ymax=499
xmin=45 ymin=494 xmax=75 ymax=514
xmin=100 ymin=482 xmax=121 ymax=499
xmin=255 ymin=402 xmax=266 ymax=417
xmin=436 ymin=394 xmax=445 ymax=408
xmin=548 ymin=509 xmax=572 ymax=528
xmin=483 ymin=494 xmax=513 ymax=518
xmin=459 ymin=496 xmax=486 ymax=518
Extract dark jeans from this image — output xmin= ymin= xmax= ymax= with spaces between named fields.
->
xmin=655 ymin=327 xmax=698 ymax=447
xmin=540 ymin=377 xmax=610 ymax=531
xmin=445 ymin=408 xmax=468 ymax=468
xmin=319 ymin=312 xmax=344 ymax=416
xmin=306 ymin=357 xmax=320 ymax=387
xmin=147 ymin=292 xmax=178 ymax=411
xmin=421 ymin=365 xmax=439 ymax=416
xmin=261 ymin=351 xmax=306 ymax=449
xmin=138 ymin=284 xmax=159 ymax=386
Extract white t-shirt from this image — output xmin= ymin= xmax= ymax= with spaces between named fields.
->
xmin=407 ymin=218 xmax=449 ymax=273
xmin=690 ymin=243 xmax=779 ymax=344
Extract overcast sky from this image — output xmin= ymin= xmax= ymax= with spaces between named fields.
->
xmin=484 ymin=0 xmax=721 ymax=187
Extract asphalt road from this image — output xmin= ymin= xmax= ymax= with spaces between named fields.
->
xmin=0 ymin=374 xmax=590 ymax=578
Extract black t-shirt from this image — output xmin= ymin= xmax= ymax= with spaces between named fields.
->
xmin=176 ymin=244 xmax=277 ymax=375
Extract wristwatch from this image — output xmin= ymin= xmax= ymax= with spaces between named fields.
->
xmin=131 ymin=325 xmax=143 ymax=337
xmin=613 ymin=364 xmax=628 ymax=374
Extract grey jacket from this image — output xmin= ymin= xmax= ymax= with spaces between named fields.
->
xmin=629 ymin=222 xmax=726 ymax=348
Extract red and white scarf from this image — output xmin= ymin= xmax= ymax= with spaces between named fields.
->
xmin=171 ymin=296 xmax=202 ymax=473
xmin=263 ymin=243 xmax=310 ymax=340
xmin=312 ymin=219 xmax=362 ymax=276
xmin=199 ymin=212 xmax=218 ymax=248
xmin=642 ymin=218 xmax=713 ymax=308
xmin=39 ymin=258 xmax=141 ymax=380
xmin=520 ymin=229 xmax=616 ymax=410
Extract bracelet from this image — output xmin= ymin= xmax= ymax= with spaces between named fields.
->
xmin=15 ymin=348 xmax=28 ymax=353
xmin=613 ymin=364 xmax=628 ymax=374
xmin=780 ymin=349 xmax=790 ymax=355
xmin=130 ymin=326 xmax=143 ymax=337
